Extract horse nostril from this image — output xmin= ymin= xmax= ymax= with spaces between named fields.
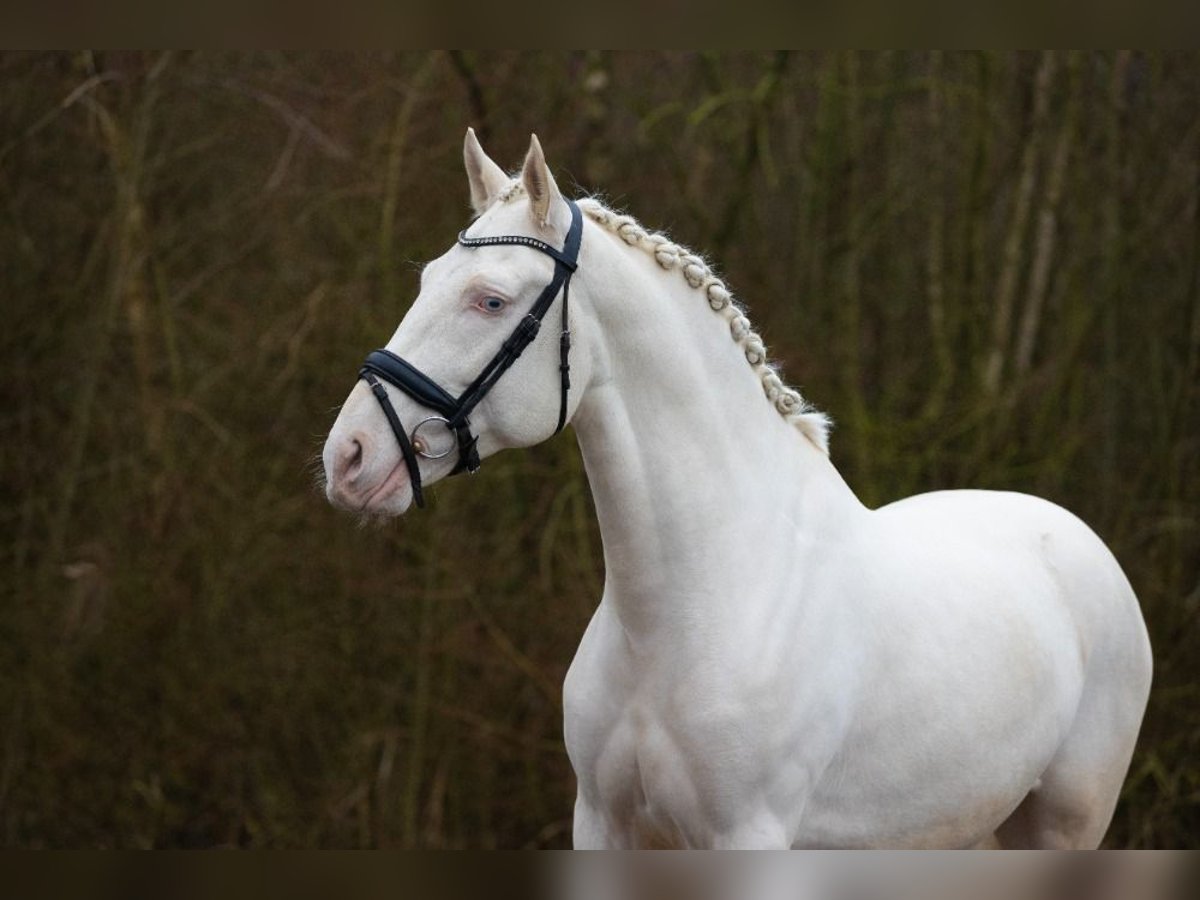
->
xmin=339 ymin=437 xmax=364 ymax=483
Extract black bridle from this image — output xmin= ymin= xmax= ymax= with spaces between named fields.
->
xmin=357 ymin=198 xmax=583 ymax=508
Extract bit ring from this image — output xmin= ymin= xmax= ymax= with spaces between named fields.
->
xmin=410 ymin=416 xmax=456 ymax=460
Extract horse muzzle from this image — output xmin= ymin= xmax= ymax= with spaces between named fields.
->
xmin=323 ymin=418 xmax=417 ymax=515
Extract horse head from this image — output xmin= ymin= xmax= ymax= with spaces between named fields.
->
xmin=323 ymin=130 xmax=597 ymax=515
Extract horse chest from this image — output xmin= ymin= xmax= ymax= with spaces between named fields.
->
xmin=592 ymin=702 xmax=696 ymax=832
xmin=565 ymin=615 xmax=819 ymax=846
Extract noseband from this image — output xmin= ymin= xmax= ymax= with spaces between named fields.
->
xmin=357 ymin=198 xmax=583 ymax=508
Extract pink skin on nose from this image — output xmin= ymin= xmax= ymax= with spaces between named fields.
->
xmin=334 ymin=436 xmax=364 ymax=484
xmin=326 ymin=431 xmax=411 ymax=512
xmin=326 ymin=432 xmax=370 ymax=509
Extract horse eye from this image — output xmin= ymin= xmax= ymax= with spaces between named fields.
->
xmin=478 ymin=296 xmax=506 ymax=313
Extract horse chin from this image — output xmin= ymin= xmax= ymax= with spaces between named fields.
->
xmin=358 ymin=487 xmax=413 ymax=522
xmin=354 ymin=459 xmax=416 ymax=519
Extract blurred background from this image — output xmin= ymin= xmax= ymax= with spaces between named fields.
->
xmin=0 ymin=51 xmax=1196 ymax=848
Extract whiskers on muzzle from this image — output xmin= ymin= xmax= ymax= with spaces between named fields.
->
xmin=307 ymin=444 xmax=329 ymax=495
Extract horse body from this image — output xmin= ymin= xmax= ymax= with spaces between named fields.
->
xmin=568 ymin=488 xmax=1147 ymax=849
xmin=559 ymin=217 xmax=1149 ymax=848
xmin=323 ymin=132 xmax=1152 ymax=848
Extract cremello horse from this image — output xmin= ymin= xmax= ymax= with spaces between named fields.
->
xmin=323 ymin=131 xmax=1152 ymax=849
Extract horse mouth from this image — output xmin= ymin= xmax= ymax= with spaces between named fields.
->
xmin=360 ymin=459 xmax=412 ymax=513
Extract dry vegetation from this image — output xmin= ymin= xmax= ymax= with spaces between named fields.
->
xmin=1 ymin=51 xmax=1196 ymax=848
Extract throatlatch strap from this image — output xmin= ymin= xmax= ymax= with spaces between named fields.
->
xmin=555 ymin=279 xmax=571 ymax=434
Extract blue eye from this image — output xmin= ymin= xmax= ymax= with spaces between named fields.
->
xmin=479 ymin=296 xmax=506 ymax=313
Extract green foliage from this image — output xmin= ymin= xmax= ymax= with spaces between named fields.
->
xmin=1 ymin=51 xmax=1196 ymax=847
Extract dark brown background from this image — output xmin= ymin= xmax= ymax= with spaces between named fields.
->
xmin=1 ymin=51 xmax=1196 ymax=847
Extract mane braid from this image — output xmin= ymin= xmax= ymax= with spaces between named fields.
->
xmin=574 ymin=197 xmax=831 ymax=454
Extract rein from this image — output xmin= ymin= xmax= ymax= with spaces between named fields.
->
xmin=358 ymin=198 xmax=583 ymax=508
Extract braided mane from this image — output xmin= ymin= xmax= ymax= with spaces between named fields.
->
xmin=492 ymin=185 xmax=831 ymax=453
xmin=576 ymin=197 xmax=830 ymax=454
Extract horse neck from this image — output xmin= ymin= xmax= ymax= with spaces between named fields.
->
xmin=570 ymin=229 xmax=865 ymax=645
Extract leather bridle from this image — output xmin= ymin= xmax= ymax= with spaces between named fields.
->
xmin=357 ymin=198 xmax=583 ymax=508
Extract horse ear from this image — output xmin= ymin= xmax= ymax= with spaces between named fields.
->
xmin=521 ymin=133 xmax=565 ymax=230
xmin=464 ymin=127 xmax=508 ymax=216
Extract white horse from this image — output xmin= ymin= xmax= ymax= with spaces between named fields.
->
xmin=323 ymin=130 xmax=1153 ymax=849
